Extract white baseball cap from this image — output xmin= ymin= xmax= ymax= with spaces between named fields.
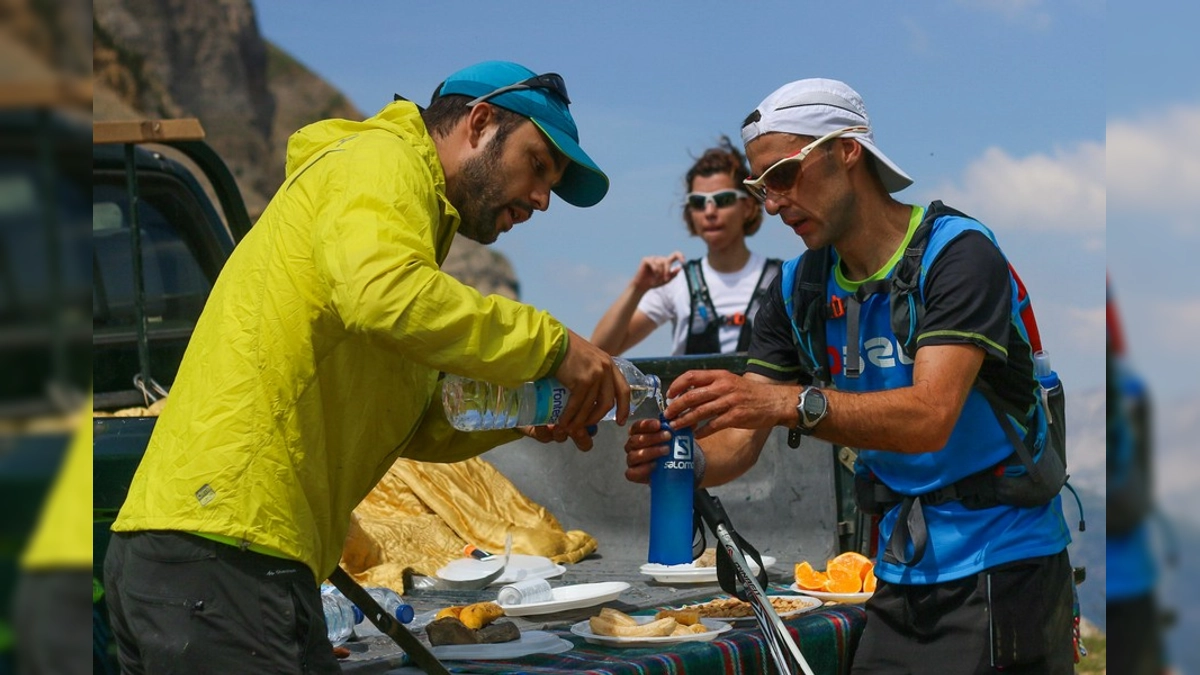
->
xmin=740 ymin=78 xmax=913 ymax=193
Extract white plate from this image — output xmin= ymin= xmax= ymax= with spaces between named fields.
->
xmin=639 ymin=556 xmax=776 ymax=584
xmin=499 ymin=581 xmax=630 ymax=617
xmin=787 ymin=582 xmax=873 ymax=603
xmin=437 ymin=554 xmax=566 ymax=587
xmin=570 ymin=616 xmax=732 ymax=648
xmin=428 ymin=630 xmax=573 ymax=660
xmin=674 ymin=594 xmax=823 ymax=623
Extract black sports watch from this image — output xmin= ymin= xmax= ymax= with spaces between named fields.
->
xmin=795 ymin=386 xmax=829 ymax=435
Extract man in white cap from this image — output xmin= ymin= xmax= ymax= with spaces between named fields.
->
xmin=624 ymin=78 xmax=1075 ymax=674
xmin=103 ymin=60 xmax=629 ymax=673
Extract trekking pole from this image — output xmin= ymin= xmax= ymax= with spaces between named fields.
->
xmin=693 ymin=489 xmax=814 ymax=675
xmin=329 ymin=566 xmax=450 ymax=675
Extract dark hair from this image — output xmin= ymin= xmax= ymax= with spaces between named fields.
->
xmin=682 ymin=136 xmax=765 ymax=236
xmin=421 ymin=94 xmax=527 ymax=144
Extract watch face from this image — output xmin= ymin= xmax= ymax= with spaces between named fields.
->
xmin=803 ymin=390 xmax=825 ymax=416
xmin=802 ymin=389 xmax=827 ymax=426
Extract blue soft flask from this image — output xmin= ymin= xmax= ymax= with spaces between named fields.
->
xmin=648 ymin=416 xmax=695 ymax=564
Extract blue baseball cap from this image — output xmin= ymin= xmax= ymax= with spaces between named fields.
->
xmin=434 ymin=61 xmax=609 ymax=208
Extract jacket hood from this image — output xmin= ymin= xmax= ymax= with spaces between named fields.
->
xmin=285 ymin=101 xmax=439 ymax=180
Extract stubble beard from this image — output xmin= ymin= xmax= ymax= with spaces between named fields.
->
xmin=449 ymin=135 xmax=507 ymax=245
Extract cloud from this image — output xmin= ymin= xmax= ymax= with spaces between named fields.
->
xmin=953 ymin=0 xmax=1052 ymax=30
xmin=1108 ymin=104 xmax=1200 ymax=234
xmin=927 ymin=142 xmax=1105 ymax=234
xmin=1063 ymin=304 xmax=1107 ymax=354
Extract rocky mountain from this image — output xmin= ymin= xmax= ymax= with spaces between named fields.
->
xmin=90 ymin=0 xmax=517 ymax=299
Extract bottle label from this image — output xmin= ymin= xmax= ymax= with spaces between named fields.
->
xmin=532 ymin=379 xmax=569 ymax=425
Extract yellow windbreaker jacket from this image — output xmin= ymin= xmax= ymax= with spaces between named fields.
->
xmin=113 ymin=102 xmax=567 ymax=579
xmin=22 ymin=397 xmax=93 ymax=569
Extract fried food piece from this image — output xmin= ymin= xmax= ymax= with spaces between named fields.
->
xmin=654 ymin=609 xmax=701 ymax=626
xmin=459 ymin=601 xmax=505 ymax=630
xmin=598 ymin=607 xmax=638 ymax=626
xmin=435 ymin=605 xmax=464 ymax=621
xmin=589 ymin=615 xmax=678 ymax=638
xmin=667 ymin=622 xmax=711 ymax=636
xmin=693 ymin=548 xmax=717 ymax=567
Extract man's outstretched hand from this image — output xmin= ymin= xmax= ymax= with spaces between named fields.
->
xmin=553 ymin=329 xmax=632 ymax=431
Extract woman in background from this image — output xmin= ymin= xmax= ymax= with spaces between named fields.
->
xmin=592 ymin=137 xmax=778 ymax=356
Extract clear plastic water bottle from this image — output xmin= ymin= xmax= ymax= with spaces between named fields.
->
xmin=353 ymin=587 xmax=415 ymax=638
xmin=322 ymin=593 xmax=358 ymax=646
xmin=442 ymin=357 xmax=662 ymax=431
xmin=648 ymin=416 xmax=695 ymax=565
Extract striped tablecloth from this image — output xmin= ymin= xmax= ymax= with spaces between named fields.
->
xmin=427 ymin=604 xmax=866 ymax=675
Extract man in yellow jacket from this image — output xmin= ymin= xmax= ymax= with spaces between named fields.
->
xmin=13 ymin=398 xmax=92 ymax=675
xmin=104 ymin=60 xmax=628 ymax=673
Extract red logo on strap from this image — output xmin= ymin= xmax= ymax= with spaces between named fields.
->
xmin=827 ymin=346 xmax=843 ymax=376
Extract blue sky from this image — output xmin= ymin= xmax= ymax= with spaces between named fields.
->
xmin=1107 ymin=0 xmax=1200 ymax=400
xmin=252 ymin=0 xmax=1191 ymax=399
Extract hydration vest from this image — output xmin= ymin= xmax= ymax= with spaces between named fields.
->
xmin=683 ymin=257 xmax=781 ymax=355
xmin=1107 ymin=350 xmax=1154 ymax=536
xmin=779 ymin=201 xmax=1078 ymax=566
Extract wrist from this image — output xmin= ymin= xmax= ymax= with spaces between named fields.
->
xmin=782 ymin=387 xmax=803 ymax=428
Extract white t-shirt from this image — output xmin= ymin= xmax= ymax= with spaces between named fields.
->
xmin=637 ymin=252 xmax=769 ymax=355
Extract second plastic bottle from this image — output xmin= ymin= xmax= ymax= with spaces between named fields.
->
xmin=353 ymin=587 xmax=415 ymax=638
xmin=322 ymin=593 xmax=358 ymax=646
xmin=443 ymin=357 xmax=661 ymax=431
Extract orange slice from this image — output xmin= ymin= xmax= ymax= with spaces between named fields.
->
xmin=862 ymin=567 xmax=877 ymax=593
xmin=859 ymin=561 xmax=875 ymax=585
xmin=825 ymin=550 xmax=873 ymax=586
xmin=794 ymin=561 xmax=828 ymax=591
xmin=829 ymin=551 xmax=872 ymax=569
xmin=824 ymin=565 xmax=863 ymax=594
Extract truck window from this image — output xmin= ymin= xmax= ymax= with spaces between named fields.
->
xmin=92 ymin=180 xmax=214 ymax=336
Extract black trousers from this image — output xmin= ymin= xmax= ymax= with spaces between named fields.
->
xmin=851 ymin=550 xmax=1075 ymax=675
xmin=12 ymin=569 xmax=92 ymax=675
xmin=103 ymin=531 xmax=339 ymax=675
xmin=1107 ymin=593 xmax=1163 ymax=675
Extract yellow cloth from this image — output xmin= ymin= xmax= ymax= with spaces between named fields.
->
xmin=22 ymin=397 xmax=91 ymax=569
xmin=113 ymin=100 xmax=569 ymax=580
xmin=342 ymin=457 xmax=596 ymax=588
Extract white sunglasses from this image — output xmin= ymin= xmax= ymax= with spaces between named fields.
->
xmin=743 ymin=126 xmax=868 ymax=201
xmin=685 ymin=189 xmax=750 ymax=210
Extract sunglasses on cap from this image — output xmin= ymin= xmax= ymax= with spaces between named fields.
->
xmin=743 ymin=126 xmax=868 ymax=201
xmin=466 ymin=73 xmax=571 ymax=107
xmin=685 ymin=189 xmax=749 ymax=210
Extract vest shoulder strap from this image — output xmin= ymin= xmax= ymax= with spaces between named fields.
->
xmin=782 ymin=247 xmax=834 ymax=383
xmin=684 ymin=259 xmax=717 ymax=328
xmin=737 ymin=258 xmax=784 ymax=351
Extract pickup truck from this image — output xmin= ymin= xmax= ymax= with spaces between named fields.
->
xmin=87 ymin=119 xmax=251 ymax=671
xmin=91 ymin=118 xmax=253 ymax=581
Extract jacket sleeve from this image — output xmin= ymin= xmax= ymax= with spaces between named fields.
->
xmin=308 ymin=134 xmax=567 ymax=387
